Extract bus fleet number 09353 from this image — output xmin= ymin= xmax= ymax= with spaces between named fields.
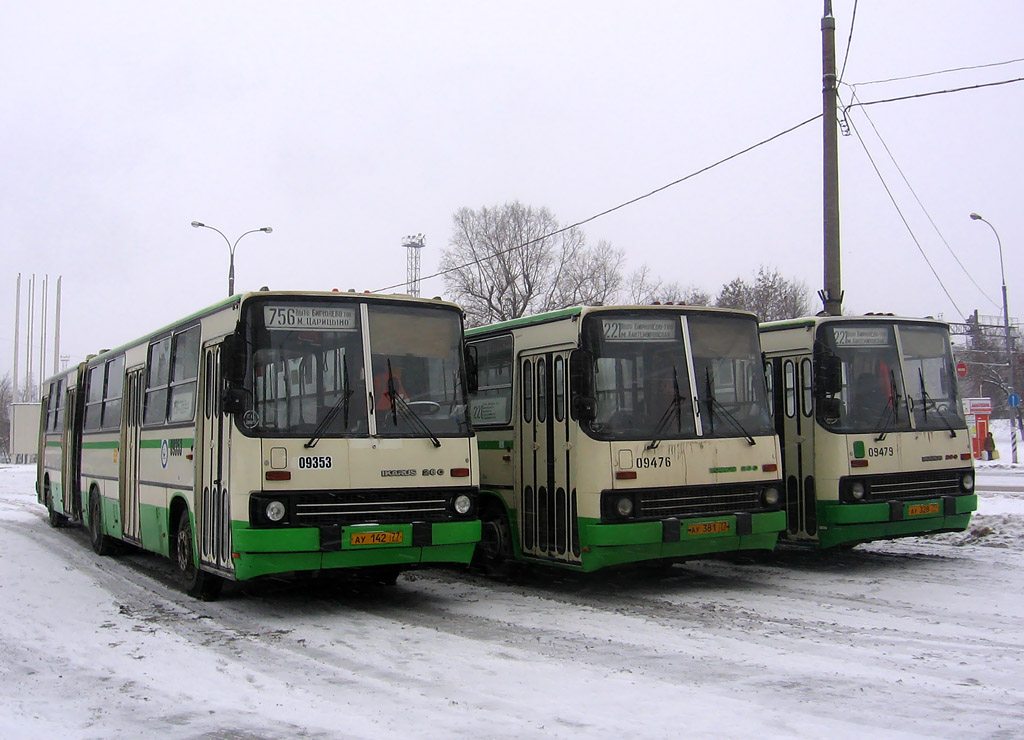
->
xmin=297 ymin=456 xmax=332 ymax=469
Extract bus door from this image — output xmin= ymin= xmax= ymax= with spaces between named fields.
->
xmin=198 ymin=344 xmax=233 ymax=573
xmin=519 ymin=349 xmax=579 ymax=564
xmin=775 ymin=355 xmax=817 ymax=537
xmin=60 ymin=384 xmax=83 ymax=519
xmin=120 ymin=367 xmax=144 ymax=544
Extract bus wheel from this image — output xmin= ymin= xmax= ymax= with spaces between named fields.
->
xmin=88 ymin=489 xmax=116 ymax=555
xmin=175 ymin=509 xmax=223 ymax=601
xmin=45 ymin=482 xmax=68 ymax=528
xmin=475 ymin=506 xmax=515 ymax=577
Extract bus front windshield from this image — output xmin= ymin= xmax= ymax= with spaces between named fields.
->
xmin=815 ymin=322 xmax=965 ymax=435
xmin=580 ymin=312 xmax=774 ymax=442
xmin=244 ymin=299 xmax=470 ymax=438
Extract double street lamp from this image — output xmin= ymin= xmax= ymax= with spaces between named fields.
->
xmin=191 ymin=221 xmax=273 ymax=297
xmin=970 ymin=212 xmax=1018 ymax=463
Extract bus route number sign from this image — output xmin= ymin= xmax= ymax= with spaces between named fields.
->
xmin=602 ymin=319 xmax=676 ymax=341
xmin=263 ymin=305 xmax=357 ymax=331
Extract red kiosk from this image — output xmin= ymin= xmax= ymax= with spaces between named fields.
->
xmin=963 ymin=397 xmax=992 ymax=460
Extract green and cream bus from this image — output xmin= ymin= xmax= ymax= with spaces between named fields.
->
xmin=759 ymin=314 xmax=976 ymax=549
xmin=38 ymin=290 xmax=480 ymax=598
xmin=465 ymin=305 xmax=785 ymax=573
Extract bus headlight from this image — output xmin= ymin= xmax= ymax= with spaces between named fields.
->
xmin=762 ymin=487 xmax=781 ymax=507
xmin=453 ymin=494 xmax=473 ymax=516
xmin=850 ymin=482 xmax=866 ymax=500
xmin=265 ymin=500 xmax=287 ymax=522
xmin=961 ymin=472 xmax=974 ymax=492
xmin=615 ymin=496 xmax=634 ymax=517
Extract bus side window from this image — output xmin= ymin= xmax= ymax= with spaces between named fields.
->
xmin=784 ymin=360 xmax=797 ymax=419
xmin=467 ymin=335 xmax=513 ymax=427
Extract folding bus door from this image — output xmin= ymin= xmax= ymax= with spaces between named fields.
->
xmin=518 ymin=350 xmax=579 ymax=564
xmin=198 ymin=344 xmax=233 ymax=573
xmin=120 ymin=367 xmax=144 ymax=544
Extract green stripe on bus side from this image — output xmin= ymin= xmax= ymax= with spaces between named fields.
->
xmin=478 ymin=440 xmax=513 ymax=450
xmin=82 ymin=440 xmax=120 ymax=449
xmin=138 ymin=438 xmax=196 ymax=448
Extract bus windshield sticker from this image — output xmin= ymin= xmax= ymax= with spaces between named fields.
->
xmin=263 ymin=306 xmax=358 ymax=331
xmin=832 ymin=327 xmax=890 ymax=347
xmin=602 ymin=319 xmax=676 ymax=341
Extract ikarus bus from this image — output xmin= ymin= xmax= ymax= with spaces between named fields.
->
xmin=759 ymin=314 xmax=977 ymax=549
xmin=38 ymin=290 xmax=480 ymax=598
xmin=465 ymin=305 xmax=785 ymax=573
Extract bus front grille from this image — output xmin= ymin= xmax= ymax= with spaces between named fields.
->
xmin=285 ymin=489 xmax=470 ymax=525
xmin=634 ymin=482 xmax=775 ymax=520
xmin=863 ymin=469 xmax=968 ymax=502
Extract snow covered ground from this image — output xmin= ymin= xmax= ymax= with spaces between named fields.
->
xmin=2 ymin=430 xmax=1022 ymax=739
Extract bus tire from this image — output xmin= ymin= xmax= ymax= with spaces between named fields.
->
xmin=88 ymin=489 xmax=117 ymax=556
xmin=475 ymin=504 xmax=515 ymax=577
xmin=45 ymin=481 xmax=69 ymax=528
xmin=175 ymin=509 xmax=223 ymax=601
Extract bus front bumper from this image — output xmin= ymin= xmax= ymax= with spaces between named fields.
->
xmin=815 ymin=494 xmax=977 ymax=549
xmin=576 ymin=510 xmax=786 ymax=571
xmin=229 ymin=520 xmax=481 ymax=580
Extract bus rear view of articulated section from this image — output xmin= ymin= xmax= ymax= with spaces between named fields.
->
xmin=760 ymin=315 xmax=976 ymax=549
xmin=468 ymin=305 xmax=786 ymax=574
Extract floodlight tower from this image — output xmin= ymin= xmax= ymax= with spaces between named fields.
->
xmin=403 ymin=233 xmax=426 ymax=297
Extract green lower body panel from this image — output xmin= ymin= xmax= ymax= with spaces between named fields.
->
xmin=815 ymin=494 xmax=977 ymax=549
xmin=575 ymin=510 xmax=786 ymax=571
xmin=230 ymin=520 xmax=481 ymax=580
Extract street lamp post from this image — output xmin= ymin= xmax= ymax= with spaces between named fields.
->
xmin=970 ymin=212 xmax=1018 ymax=463
xmin=191 ymin=221 xmax=273 ymax=297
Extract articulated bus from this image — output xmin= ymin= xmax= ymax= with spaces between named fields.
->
xmin=759 ymin=315 xmax=977 ymax=549
xmin=465 ymin=305 xmax=786 ymax=573
xmin=38 ymin=290 xmax=480 ymax=598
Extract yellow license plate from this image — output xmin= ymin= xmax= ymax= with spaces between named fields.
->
xmin=687 ymin=520 xmax=730 ymax=536
xmin=908 ymin=503 xmax=940 ymax=517
xmin=349 ymin=531 xmax=404 ymax=546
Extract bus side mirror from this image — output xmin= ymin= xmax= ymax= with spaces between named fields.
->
xmin=222 ymin=387 xmax=247 ymax=415
xmin=465 ymin=345 xmax=479 ymax=395
xmin=816 ymin=355 xmax=843 ymax=396
xmin=572 ymin=396 xmax=597 ymax=422
xmin=820 ymin=396 xmax=842 ymax=422
xmin=570 ymin=349 xmax=596 ymax=421
xmin=221 ymin=332 xmax=247 ymax=386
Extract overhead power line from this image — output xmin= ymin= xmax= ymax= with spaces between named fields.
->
xmin=842 ymin=107 xmax=964 ymax=317
xmin=838 ymin=0 xmax=859 ymax=83
xmin=847 ymin=76 xmax=1024 ymax=109
xmin=854 ymin=57 xmax=1024 ymax=87
xmin=374 ymin=114 xmax=822 ymax=294
xmin=844 ymin=90 xmax=1001 ymax=312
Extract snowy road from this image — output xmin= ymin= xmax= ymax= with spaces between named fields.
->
xmin=1 ymin=464 xmax=1022 ymax=740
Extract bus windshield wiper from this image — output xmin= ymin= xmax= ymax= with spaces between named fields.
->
xmin=874 ymin=371 xmax=901 ymax=442
xmin=385 ymin=359 xmax=441 ymax=448
xmin=703 ymin=369 xmax=755 ymax=445
xmin=647 ymin=367 xmax=684 ymax=450
xmin=305 ymin=355 xmax=352 ymax=448
xmin=918 ymin=368 xmax=957 ymax=437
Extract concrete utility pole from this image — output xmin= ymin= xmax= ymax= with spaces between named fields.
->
xmin=820 ymin=1 xmax=843 ymax=316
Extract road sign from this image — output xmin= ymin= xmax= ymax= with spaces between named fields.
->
xmin=1010 ymin=393 xmax=1020 ymax=408
xmin=956 ymin=361 xmax=968 ymax=378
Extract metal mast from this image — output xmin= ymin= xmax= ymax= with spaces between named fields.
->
xmin=403 ymin=233 xmax=426 ymax=297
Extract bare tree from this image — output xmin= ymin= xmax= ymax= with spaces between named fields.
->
xmin=626 ymin=266 xmax=710 ymax=306
xmin=715 ymin=266 xmax=810 ymax=321
xmin=441 ymin=202 xmax=624 ymax=326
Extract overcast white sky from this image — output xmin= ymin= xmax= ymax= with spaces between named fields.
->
xmin=3 ymin=1 xmax=1022 ymax=386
